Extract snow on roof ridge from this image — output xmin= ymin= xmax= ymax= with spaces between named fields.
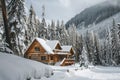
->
xmin=61 ymin=45 xmax=72 ymax=52
xmin=46 ymin=40 xmax=60 ymax=50
xmin=35 ymin=38 xmax=54 ymax=54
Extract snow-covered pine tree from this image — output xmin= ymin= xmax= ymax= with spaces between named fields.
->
xmin=59 ymin=20 xmax=68 ymax=45
xmin=84 ymin=31 xmax=93 ymax=63
xmin=67 ymin=24 xmax=77 ymax=46
xmin=104 ymin=27 xmax=112 ymax=65
xmin=38 ymin=5 xmax=47 ymax=39
xmin=79 ymin=46 xmax=89 ymax=67
xmin=56 ymin=20 xmax=61 ymax=40
xmin=91 ymin=32 xmax=101 ymax=65
xmin=100 ymin=41 xmax=107 ymax=65
xmin=110 ymin=19 xmax=119 ymax=65
xmin=49 ymin=20 xmax=56 ymax=40
xmin=67 ymin=23 xmax=84 ymax=62
xmin=7 ymin=0 xmax=27 ymax=56
xmin=47 ymin=24 xmax=51 ymax=39
xmin=116 ymin=24 xmax=120 ymax=64
xmin=26 ymin=5 xmax=38 ymax=45
xmin=75 ymin=34 xmax=83 ymax=62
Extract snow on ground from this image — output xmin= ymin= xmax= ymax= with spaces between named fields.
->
xmin=0 ymin=52 xmax=52 ymax=80
xmin=34 ymin=64 xmax=120 ymax=80
xmin=1 ymin=53 xmax=120 ymax=80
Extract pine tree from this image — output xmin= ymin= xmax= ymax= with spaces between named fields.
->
xmin=38 ymin=5 xmax=47 ymax=39
xmin=67 ymin=24 xmax=77 ymax=46
xmin=67 ymin=23 xmax=84 ymax=62
xmin=92 ymin=33 xmax=101 ymax=65
xmin=79 ymin=47 xmax=89 ymax=67
xmin=110 ymin=19 xmax=119 ymax=65
xmin=7 ymin=0 xmax=27 ymax=56
xmin=56 ymin=20 xmax=61 ymax=40
xmin=59 ymin=20 xmax=68 ymax=45
xmin=105 ymin=28 xmax=112 ymax=65
xmin=84 ymin=31 xmax=93 ymax=63
xmin=49 ymin=20 xmax=56 ymax=40
xmin=26 ymin=5 xmax=38 ymax=45
xmin=101 ymin=41 xmax=107 ymax=65
xmin=75 ymin=34 xmax=83 ymax=62
xmin=117 ymin=24 xmax=120 ymax=64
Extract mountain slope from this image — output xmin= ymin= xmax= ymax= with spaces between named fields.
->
xmin=77 ymin=12 xmax=120 ymax=39
xmin=65 ymin=0 xmax=120 ymax=29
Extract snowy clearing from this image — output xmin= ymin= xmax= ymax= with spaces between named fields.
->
xmin=36 ymin=65 xmax=120 ymax=80
xmin=1 ymin=53 xmax=120 ymax=80
xmin=0 ymin=53 xmax=52 ymax=80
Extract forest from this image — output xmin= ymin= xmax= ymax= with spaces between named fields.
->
xmin=1 ymin=0 xmax=120 ymax=66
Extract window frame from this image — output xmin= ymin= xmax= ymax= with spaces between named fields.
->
xmin=41 ymin=56 xmax=46 ymax=60
xmin=34 ymin=47 xmax=40 ymax=52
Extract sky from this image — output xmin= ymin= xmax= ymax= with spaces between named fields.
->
xmin=25 ymin=0 xmax=106 ymax=23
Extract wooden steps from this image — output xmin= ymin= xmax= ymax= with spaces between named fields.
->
xmin=60 ymin=58 xmax=74 ymax=66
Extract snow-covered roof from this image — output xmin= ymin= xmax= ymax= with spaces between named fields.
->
xmin=26 ymin=38 xmax=73 ymax=55
xmin=46 ymin=40 xmax=60 ymax=50
xmin=36 ymin=38 xmax=54 ymax=54
xmin=55 ymin=46 xmax=73 ymax=55
xmin=61 ymin=46 xmax=72 ymax=52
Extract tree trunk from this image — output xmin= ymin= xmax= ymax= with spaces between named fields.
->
xmin=1 ymin=0 xmax=11 ymax=48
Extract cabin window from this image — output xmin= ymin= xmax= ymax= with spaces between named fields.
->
xmin=34 ymin=47 xmax=40 ymax=52
xmin=41 ymin=56 xmax=46 ymax=60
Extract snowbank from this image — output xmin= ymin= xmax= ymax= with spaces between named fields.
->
xmin=43 ymin=65 xmax=120 ymax=80
xmin=0 ymin=53 xmax=53 ymax=80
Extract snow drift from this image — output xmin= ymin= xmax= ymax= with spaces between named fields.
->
xmin=0 ymin=53 xmax=53 ymax=80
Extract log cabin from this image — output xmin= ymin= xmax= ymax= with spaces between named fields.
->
xmin=24 ymin=38 xmax=75 ymax=66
